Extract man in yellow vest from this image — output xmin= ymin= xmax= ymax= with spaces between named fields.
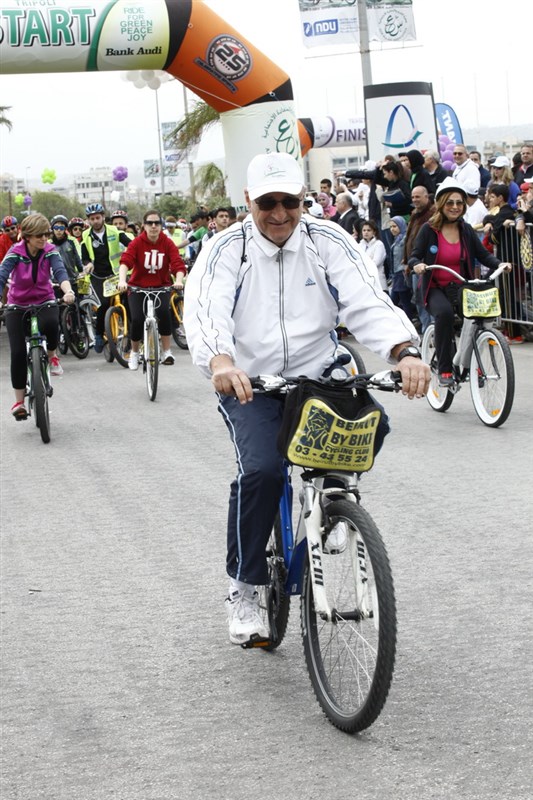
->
xmin=81 ymin=203 xmax=132 ymax=352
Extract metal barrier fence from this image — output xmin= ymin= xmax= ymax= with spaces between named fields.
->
xmin=494 ymin=222 xmax=533 ymax=332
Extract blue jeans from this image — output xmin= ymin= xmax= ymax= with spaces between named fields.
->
xmin=218 ymin=391 xmax=390 ymax=585
xmin=412 ymin=273 xmax=432 ymax=333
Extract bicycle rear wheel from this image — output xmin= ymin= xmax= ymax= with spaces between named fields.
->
xmin=144 ymin=318 xmax=159 ymax=401
xmin=336 ymin=340 xmax=366 ymax=375
xmin=31 ymin=347 xmax=51 ymax=444
xmin=301 ymin=500 xmax=396 ymax=733
xmin=62 ymin=304 xmax=90 ymax=359
xmin=256 ymin=513 xmax=291 ymax=650
xmin=470 ymin=328 xmax=514 ymax=427
xmin=421 ymin=323 xmax=454 ymax=412
xmin=104 ymin=305 xmax=130 ymax=368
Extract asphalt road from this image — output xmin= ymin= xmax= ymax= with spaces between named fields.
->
xmin=1 ymin=330 xmax=532 ymax=800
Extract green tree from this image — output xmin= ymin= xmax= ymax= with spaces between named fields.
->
xmin=195 ymin=163 xmax=226 ymax=202
xmin=4 ymin=190 xmax=85 ymax=221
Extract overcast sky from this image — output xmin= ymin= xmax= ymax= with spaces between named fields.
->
xmin=0 ymin=0 xmax=530 ymax=187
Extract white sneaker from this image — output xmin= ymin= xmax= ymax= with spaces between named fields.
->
xmin=128 ymin=351 xmax=140 ymax=370
xmin=323 ymin=520 xmax=348 ymax=555
xmin=226 ymin=589 xmax=269 ymax=645
xmin=49 ymin=356 xmax=63 ymax=376
xmin=161 ymin=350 xmax=175 ymax=365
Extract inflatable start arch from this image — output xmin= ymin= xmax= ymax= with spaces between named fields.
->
xmin=0 ymin=0 xmax=300 ymax=205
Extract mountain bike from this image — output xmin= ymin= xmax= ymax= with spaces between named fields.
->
xmin=130 ymin=286 xmax=171 ymax=401
xmin=6 ymin=301 xmax=56 ymax=444
xmin=249 ymin=369 xmax=399 ymax=733
xmin=420 ymin=264 xmax=514 ymax=427
xmin=170 ymin=286 xmax=188 ymax=350
xmin=103 ymin=276 xmax=131 ymax=367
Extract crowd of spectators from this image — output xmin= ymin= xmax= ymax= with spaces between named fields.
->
xmin=300 ymin=142 xmax=533 ymax=340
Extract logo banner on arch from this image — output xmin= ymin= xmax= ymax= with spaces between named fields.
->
xmin=363 ymin=81 xmax=438 ymax=161
xmin=298 ymin=1 xmax=415 ymax=48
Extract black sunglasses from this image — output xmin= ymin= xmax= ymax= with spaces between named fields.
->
xmin=4 ymin=225 xmax=17 ymax=231
xmin=145 ymin=220 xmax=162 ymax=226
xmin=254 ymin=195 xmax=302 ymax=211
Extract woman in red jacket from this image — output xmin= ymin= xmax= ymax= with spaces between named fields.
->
xmin=118 ymin=210 xmax=186 ymax=370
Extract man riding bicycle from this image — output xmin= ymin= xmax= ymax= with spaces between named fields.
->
xmin=184 ymin=153 xmax=430 ymax=645
xmin=80 ymin=203 xmax=132 ymax=353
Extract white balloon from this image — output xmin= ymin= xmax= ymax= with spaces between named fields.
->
xmin=125 ymin=70 xmax=138 ymax=82
xmin=140 ymin=70 xmax=154 ymax=81
xmin=148 ymin=77 xmax=161 ymax=90
xmin=133 ymin=79 xmax=146 ymax=89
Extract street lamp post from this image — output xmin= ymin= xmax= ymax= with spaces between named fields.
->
xmin=182 ymin=84 xmax=196 ymax=204
xmin=155 ymin=87 xmax=166 ymax=197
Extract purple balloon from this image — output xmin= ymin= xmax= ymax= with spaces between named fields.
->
xmin=439 ymin=135 xmax=450 ymax=146
xmin=23 ymin=194 xmax=32 ymax=207
xmin=442 ymin=160 xmax=454 ymax=171
xmin=112 ymin=166 xmax=128 ymax=182
xmin=443 ymin=149 xmax=455 ymax=161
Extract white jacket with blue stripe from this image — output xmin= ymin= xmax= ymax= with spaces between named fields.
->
xmin=184 ymin=215 xmax=418 ymax=380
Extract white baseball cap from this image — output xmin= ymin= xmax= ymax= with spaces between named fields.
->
xmin=247 ymin=153 xmax=304 ymax=201
xmin=492 ymin=156 xmax=510 ymax=168
xmin=308 ymin=202 xmax=324 ymax=218
xmin=463 ymin=181 xmax=479 ymax=197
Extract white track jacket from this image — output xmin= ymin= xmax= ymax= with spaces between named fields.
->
xmin=184 ymin=215 xmax=418 ymax=380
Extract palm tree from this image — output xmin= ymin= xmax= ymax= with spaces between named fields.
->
xmin=195 ymin=163 xmax=226 ymax=200
xmin=0 ymin=106 xmax=13 ymax=130
xmin=170 ymin=101 xmax=219 ymax=151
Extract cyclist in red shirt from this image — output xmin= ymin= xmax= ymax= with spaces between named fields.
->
xmin=118 ymin=209 xmax=186 ymax=370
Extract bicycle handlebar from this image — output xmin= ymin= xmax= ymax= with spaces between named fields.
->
xmin=129 ymin=286 xmax=172 ymax=294
xmin=4 ymin=300 xmax=58 ymax=312
xmin=421 ymin=263 xmax=508 ymax=282
xmin=250 ymin=370 xmax=402 ymax=394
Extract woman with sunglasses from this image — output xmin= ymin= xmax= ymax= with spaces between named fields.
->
xmin=0 ymin=213 xmax=75 ymax=419
xmin=408 ymin=177 xmax=512 ymax=386
xmin=117 ymin=210 xmax=187 ymax=370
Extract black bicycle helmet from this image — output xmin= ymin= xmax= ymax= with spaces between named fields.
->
xmin=51 ymin=214 xmax=69 ymax=227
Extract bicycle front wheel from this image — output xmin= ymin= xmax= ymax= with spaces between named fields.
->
xmin=104 ymin=305 xmax=130 ymax=368
xmin=421 ymin=323 xmax=454 ymax=412
xmin=257 ymin=514 xmax=291 ymax=650
xmin=62 ymin=304 xmax=90 ymax=359
xmin=301 ymin=500 xmax=396 ymax=733
xmin=144 ymin=318 xmax=159 ymax=401
xmin=32 ymin=347 xmax=51 ymax=444
xmin=470 ymin=328 xmax=514 ymax=427
xmin=336 ymin=341 xmax=366 ymax=375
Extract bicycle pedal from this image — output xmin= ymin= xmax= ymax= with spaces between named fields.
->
xmin=240 ymin=634 xmax=273 ymax=649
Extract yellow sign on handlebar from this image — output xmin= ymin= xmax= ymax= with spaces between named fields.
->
xmin=77 ymin=274 xmax=91 ymax=295
xmin=103 ymin=276 xmax=120 ymax=297
xmin=462 ymin=287 xmax=501 ymax=318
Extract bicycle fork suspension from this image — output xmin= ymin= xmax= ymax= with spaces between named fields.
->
xmin=303 ymin=483 xmax=373 ymax=624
